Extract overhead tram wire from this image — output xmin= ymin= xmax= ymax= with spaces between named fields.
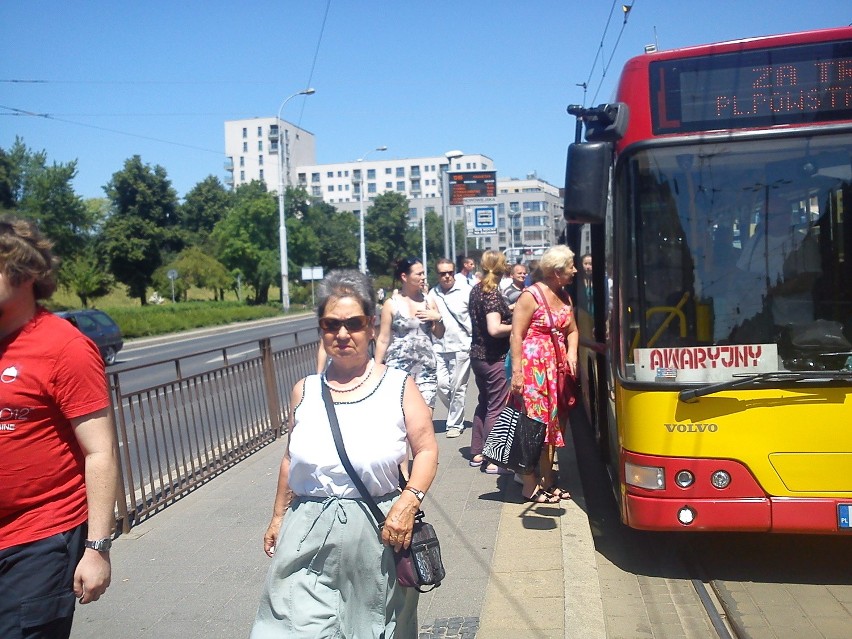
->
xmin=582 ymin=0 xmax=619 ymax=106
xmin=0 ymin=103 xmax=222 ymax=156
xmin=294 ymin=0 xmax=331 ymax=128
xmin=590 ymin=2 xmax=636 ymax=105
xmin=577 ymin=1 xmax=637 ymax=107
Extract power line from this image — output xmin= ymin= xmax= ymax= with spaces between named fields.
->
xmin=0 ymin=78 xmax=281 ymax=85
xmin=1 ymin=112 xmax=236 ymax=117
xmin=294 ymin=0 xmax=332 ymax=127
xmin=0 ymin=104 xmax=223 ymax=156
xmin=581 ymin=1 xmax=637 ymax=106
xmin=590 ymin=3 xmax=636 ymax=104
xmin=583 ymin=0 xmax=619 ymax=102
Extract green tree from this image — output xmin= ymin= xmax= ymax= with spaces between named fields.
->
xmin=301 ymin=199 xmax=358 ymax=270
xmin=403 ymin=209 xmax=445 ymax=272
xmin=62 ymin=250 xmax=113 ymax=308
xmin=365 ymin=191 xmax=413 ymax=277
xmin=19 ymin=161 xmax=90 ymax=261
xmin=103 ymin=155 xmax=179 ymax=304
xmin=179 ymin=175 xmax=232 ymax=249
xmin=212 ymin=182 xmax=278 ymax=304
xmin=0 ymin=147 xmax=15 ymax=211
xmin=0 ymin=138 xmax=94 ymax=265
xmin=156 ymin=246 xmax=232 ymax=301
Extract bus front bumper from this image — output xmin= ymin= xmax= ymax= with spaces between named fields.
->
xmin=625 ymin=494 xmax=852 ymax=533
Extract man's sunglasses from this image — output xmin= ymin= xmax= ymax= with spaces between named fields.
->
xmin=437 ymin=270 xmax=455 ymax=276
xmin=319 ymin=315 xmax=371 ymax=333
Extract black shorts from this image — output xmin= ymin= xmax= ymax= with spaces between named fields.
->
xmin=0 ymin=522 xmax=85 ymax=639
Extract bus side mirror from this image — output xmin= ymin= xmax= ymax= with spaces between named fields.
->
xmin=564 ymin=142 xmax=610 ymax=224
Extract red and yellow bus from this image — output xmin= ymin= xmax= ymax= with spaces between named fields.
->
xmin=565 ymin=27 xmax=852 ymax=533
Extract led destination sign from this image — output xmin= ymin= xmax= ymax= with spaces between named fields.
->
xmin=650 ymin=39 xmax=852 ymax=134
xmin=448 ymin=171 xmax=496 ymax=205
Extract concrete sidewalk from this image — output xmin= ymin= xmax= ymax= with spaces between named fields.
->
xmin=71 ymin=383 xmax=604 ymax=638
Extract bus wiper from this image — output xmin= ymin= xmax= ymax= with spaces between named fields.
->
xmin=678 ymin=371 xmax=852 ymax=403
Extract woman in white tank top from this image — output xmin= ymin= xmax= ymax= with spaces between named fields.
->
xmin=251 ymin=270 xmax=439 ymax=639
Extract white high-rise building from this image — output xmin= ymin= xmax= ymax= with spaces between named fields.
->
xmin=223 ymin=117 xmax=316 ymax=191
xmin=223 ymin=117 xmax=565 ymax=259
xmin=485 ymin=175 xmax=566 ymax=262
xmin=296 ymin=153 xmax=494 ymax=227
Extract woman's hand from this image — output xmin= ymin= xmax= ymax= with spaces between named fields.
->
xmin=567 ymin=356 xmax=578 ymax=377
xmin=263 ymin=515 xmax=284 ymax=557
xmin=511 ymin=369 xmax=524 ymax=394
xmin=381 ymin=494 xmax=419 ymax=552
xmin=415 ymin=308 xmax=441 ymax=323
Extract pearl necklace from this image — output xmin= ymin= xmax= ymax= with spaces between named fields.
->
xmin=322 ymin=359 xmax=375 ymax=393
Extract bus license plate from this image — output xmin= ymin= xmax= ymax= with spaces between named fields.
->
xmin=838 ymin=504 xmax=852 ymax=529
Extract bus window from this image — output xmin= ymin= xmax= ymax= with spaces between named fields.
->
xmin=618 ymin=134 xmax=852 ymax=381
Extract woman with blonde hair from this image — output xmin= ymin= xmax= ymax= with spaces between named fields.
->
xmin=510 ymin=245 xmax=579 ymax=503
xmin=468 ymin=251 xmax=513 ymax=474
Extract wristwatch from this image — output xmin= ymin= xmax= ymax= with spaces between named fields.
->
xmin=84 ymin=537 xmax=113 ymax=552
xmin=405 ymin=486 xmax=425 ymax=502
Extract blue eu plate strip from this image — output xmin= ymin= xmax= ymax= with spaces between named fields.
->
xmin=838 ymin=504 xmax=852 ymax=529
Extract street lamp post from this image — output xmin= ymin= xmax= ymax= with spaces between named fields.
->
xmin=442 ymin=150 xmax=463 ymax=262
xmin=356 ymin=146 xmax=387 ymax=274
xmin=421 ymin=209 xmax=428 ymax=274
xmin=277 ymin=88 xmax=315 ymax=312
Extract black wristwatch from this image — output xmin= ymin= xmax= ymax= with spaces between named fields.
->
xmin=84 ymin=537 xmax=112 ymax=552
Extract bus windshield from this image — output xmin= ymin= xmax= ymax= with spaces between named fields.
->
xmin=619 ymin=132 xmax=852 ymax=383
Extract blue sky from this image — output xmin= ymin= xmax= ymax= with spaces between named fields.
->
xmin=1 ymin=1 xmax=849 ymax=200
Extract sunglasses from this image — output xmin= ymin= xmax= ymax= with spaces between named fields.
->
xmin=319 ymin=315 xmax=371 ymax=333
xmin=437 ymin=270 xmax=455 ymax=276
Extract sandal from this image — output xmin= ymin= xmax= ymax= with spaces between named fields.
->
xmin=484 ymin=464 xmax=511 ymax=475
xmin=546 ymin=485 xmax=571 ymax=500
xmin=469 ymin=455 xmax=484 ymax=468
xmin=523 ymin=489 xmax=560 ymax=504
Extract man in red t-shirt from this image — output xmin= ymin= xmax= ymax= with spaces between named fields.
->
xmin=0 ymin=216 xmax=119 ymax=639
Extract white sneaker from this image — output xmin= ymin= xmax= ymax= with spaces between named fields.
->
xmin=446 ymin=427 xmax=462 ymax=438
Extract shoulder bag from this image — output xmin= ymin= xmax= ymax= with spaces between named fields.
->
xmin=482 ymin=394 xmax=546 ymax=474
xmin=320 ymin=382 xmax=445 ymax=591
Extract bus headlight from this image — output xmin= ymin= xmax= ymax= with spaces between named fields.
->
xmin=625 ymin=462 xmax=665 ymax=490
xmin=674 ymin=470 xmax=695 ymax=488
xmin=710 ymin=470 xmax=731 ymax=489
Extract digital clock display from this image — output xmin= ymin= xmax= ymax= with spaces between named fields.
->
xmin=650 ymin=39 xmax=852 ymax=134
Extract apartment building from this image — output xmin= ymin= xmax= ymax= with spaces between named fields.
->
xmin=295 ymin=153 xmax=494 ymax=226
xmin=223 ymin=117 xmax=567 ymax=257
xmin=480 ymin=175 xmax=567 ymax=262
xmin=223 ymin=117 xmax=316 ymax=190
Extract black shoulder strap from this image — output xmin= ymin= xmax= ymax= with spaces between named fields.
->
xmin=320 ymin=382 xmax=386 ymax=528
xmin=433 ymin=287 xmax=471 ymax=336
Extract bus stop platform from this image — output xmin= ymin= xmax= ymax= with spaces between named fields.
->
xmin=71 ymin=385 xmax=606 ymax=639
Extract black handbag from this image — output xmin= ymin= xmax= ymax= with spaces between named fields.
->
xmin=320 ymin=383 xmax=445 ymax=592
xmin=482 ymin=395 xmax=546 ymax=474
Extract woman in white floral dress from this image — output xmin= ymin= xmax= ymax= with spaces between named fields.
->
xmin=375 ymin=257 xmax=445 ymax=410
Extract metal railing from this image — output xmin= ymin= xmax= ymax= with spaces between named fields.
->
xmin=109 ymin=334 xmax=319 ymax=532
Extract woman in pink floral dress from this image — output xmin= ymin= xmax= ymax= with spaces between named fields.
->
xmin=510 ymin=246 xmax=578 ymax=503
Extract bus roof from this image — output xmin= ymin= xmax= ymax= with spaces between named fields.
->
xmin=613 ymin=26 xmax=852 ymax=148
